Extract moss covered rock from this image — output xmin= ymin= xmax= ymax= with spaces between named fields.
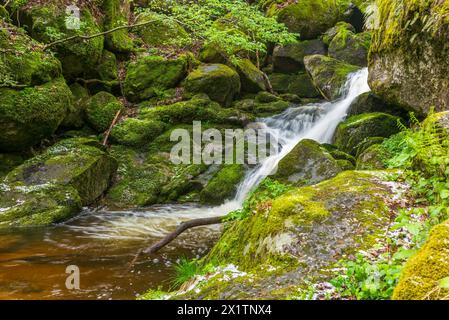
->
xmin=0 ymin=21 xmax=61 ymax=87
xmin=105 ymin=146 xmax=206 ymax=208
xmin=347 ymin=92 xmax=405 ymax=117
xmin=275 ymin=0 xmax=351 ymax=39
xmin=304 ymin=54 xmax=360 ymax=100
xmin=273 ymin=139 xmax=342 ymax=186
xmin=329 ymin=30 xmax=371 ymax=66
xmin=393 ymin=219 xmax=449 ymax=300
xmin=0 ymin=138 xmax=117 ymax=227
xmin=269 ymin=72 xmax=320 ymax=98
xmin=322 ymin=21 xmax=355 ymax=45
xmin=0 ymin=77 xmax=72 ymax=152
xmin=23 ymin=3 xmax=104 ymax=80
xmin=368 ymin=0 xmax=449 ymax=115
xmin=134 ymin=11 xmax=190 ymax=48
xmin=5 ymin=138 xmax=117 ymax=205
xmin=199 ymin=165 xmax=245 ymax=205
xmin=234 ymin=59 xmax=266 ymax=93
xmin=110 ymin=118 xmax=166 ymax=148
xmin=167 ymin=170 xmax=403 ymax=299
xmin=273 ymin=39 xmax=326 ymax=73
xmin=184 ymin=64 xmax=241 ymax=107
xmin=102 ymin=0 xmax=134 ymax=53
xmin=61 ymin=83 xmax=89 ymax=129
xmin=0 ymin=182 xmax=82 ymax=228
xmin=139 ymin=95 xmax=252 ymax=126
xmin=356 ymin=144 xmax=390 ymax=170
xmin=333 ymin=112 xmax=401 ymax=155
xmin=124 ymin=55 xmax=188 ymax=102
xmin=0 ymin=153 xmax=24 ymax=178
xmin=85 ymin=91 xmax=123 ymax=132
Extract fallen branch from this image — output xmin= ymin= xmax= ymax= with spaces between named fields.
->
xmin=145 ymin=215 xmax=226 ymax=254
xmin=102 ymin=109 xmax=122 ymax=146
xmin=42 ymin=19 xmax=157 ymax=50
xmin=262 ymin=72 xmax=274 ymax=94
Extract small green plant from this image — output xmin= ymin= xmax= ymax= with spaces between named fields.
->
xmin=171 ymin=257 xmax=201 ymax=289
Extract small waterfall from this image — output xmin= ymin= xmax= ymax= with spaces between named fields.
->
xmin=231 ymin=67 xmax=370 ymax=206
xmin=69 ymin=68 xmax=370 ymax=239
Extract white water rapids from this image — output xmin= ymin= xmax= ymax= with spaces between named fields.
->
xmin=70 ymin=68 xmax=370 ymax=240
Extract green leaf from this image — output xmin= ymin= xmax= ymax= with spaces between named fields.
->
xmin=438 ymin=276 xmax=449 ymax=289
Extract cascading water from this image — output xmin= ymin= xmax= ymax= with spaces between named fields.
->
xmin=0 ymin=68 xmax=370 ymax=299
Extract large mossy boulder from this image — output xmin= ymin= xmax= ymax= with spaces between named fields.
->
xmin=134 ymin=11 xmax=190 ymax=48
xmin=275 ymin=0 xmax=351 ymax=40
xmin=23 ymin=3 xmax=104 ymax=80
xmin=322 ymin=21 xmax=355 ymax=45
xmin=368 ymin=0 xmax=449 ymax=115
xmin=85 ymin=91 xmax=123 ymax=132
xmin=124 ymin=55 xmax=188 ymax=102
xmin=0 ymin=22 xmax=72 ymax=152
xmin=0 ymin=22 xmax=61 ymax=87
xmin=273 ymin=139 xmax=342 ymax=186
xmin=234 ymin=59 xmax=266 ymax=93
xmin=269 ymin=72 xmax=320 ymax=98
xmin=393 ymin=219 xmax=449 ymax=300
xmin=0 ymin=138 xmax=117 ymax=227
xmin=139 ymin=95 xmax=252 ymax=126
xmin=328 ymin=30 xmax=371 ymax=66
xmin=102 ymin=0 xmax=134 ymax=53
xmin=0 ymin=154 xmax=24 ymax=178
xmin=110 ymin=118 xmax=166 ymax=148
xmin=104 ymin=146 xmax=206 ymax=208
xmin=347 ymin=92 xmax=405 ymax=117
xmin=166 ymin=170 xmax=405 ymax=299
xmin=333 ymin=112 xmax=401 ymax=155
xmin=304 ymin=54 xmax=360 ymax=100
xmin=356 ymin=144 xmax=390 ymax=170
xmin=0 ymin=78 xmax=72 ymax=152
xmin=199 ymin=165 xmax=245 ymax=205
xmin=184 ymin=64 xmax=241 ymax=107
xmin=273 ymin=39 xmax=326 ymax=74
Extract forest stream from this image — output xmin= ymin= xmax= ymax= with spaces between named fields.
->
xmin=0 ymin=69 xmax=369 ymax=299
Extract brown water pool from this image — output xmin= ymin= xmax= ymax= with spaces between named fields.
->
xmin=0 ymin=205 xmax=222 ymax=300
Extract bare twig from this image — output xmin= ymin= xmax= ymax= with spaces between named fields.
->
xmin=145 ymin=216 xmax=226 ymax=254
xmin=262 ymin=72 xmax=274 ymax=94
xmin=42 ymin=19 xmax=158 ymax=50
xmin=102 ymin=109 xmax=122 ymax=146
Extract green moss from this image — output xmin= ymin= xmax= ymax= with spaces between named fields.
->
xmin=0 ymin=77 xmax=72 ymax=152
xmin=356 ymin=144 xmax=390 ymax=170
xmin=110 ymin=118 xmax=166 ymax=148
xmin=201 ymin=170 xmax=393 ymax=275
xmin=304 ymin=54 xmax=360 ymax=100
xmin=273 ymin=139 xmax=342 ymax=186
xmin=333 ymin=112 xmax=402 ymax=155
xmin=269 ymin=72 xmax=320 ymax=98
xmin=393 ymin=219 xmax=449 ymax=300
xmin=329 ymin=29 xmax=371 ymax=66
xmin=0 ymin=183 xmax=82 ymax=228
xmin=25 ymin=4 xmax=104 ymax=80
xmin=61 ymin=83 xmax=89 ymax=129
xmin=134 ymin=11 xmax=190 ymax=48
xmin=322 ymin=21 xmax=355 ymax=45
xmin=139 ymin=95 xmax=251 ymax=126
xmin=234 ymin=59 xmax=266 ymax=93
xmin=329 ymin=150 xmax=356 ymax=165
xmin=184 ymin=64 xmax=241 ymax=107
xmin=85 ymin=91 xmax=123 ymax=132
xmin=276 ymin=0 xmax=351 ymax=39
xmin=96 ymin=50 xmax=118 ymax=81
xmin=124 ymin=55 xmax=188 ymax=102
xmin=5 ymin=137 xmax=117 ymax=205
xmin=102 ymin=0 xmax=134 ymax=53
xmin=273 ymin=39 xmax=326 ymax=73
xmin=0 ymin=153 xmax=24 ymax=178
xmin=0 ymin=21 xmax=61 ymax=87
xmin=199 ymin=164 xmax=245 ymax=205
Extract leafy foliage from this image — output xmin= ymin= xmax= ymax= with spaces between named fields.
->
xmin=137 ymin=0 xmax=297 ymax=62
